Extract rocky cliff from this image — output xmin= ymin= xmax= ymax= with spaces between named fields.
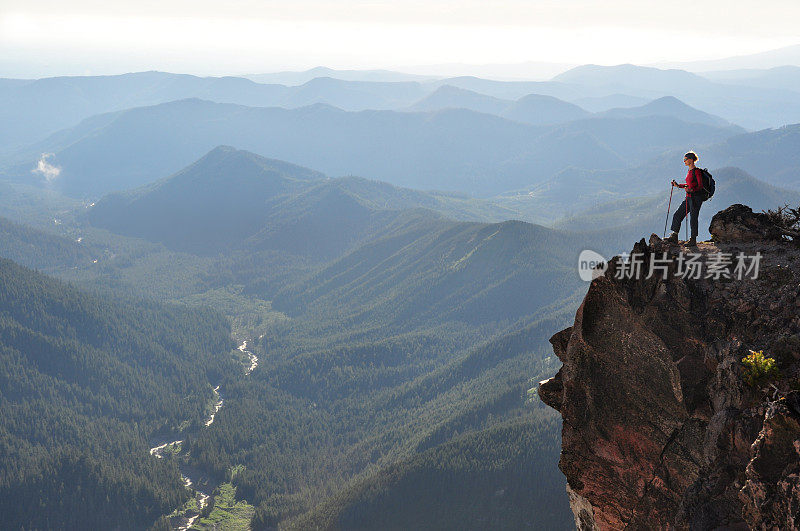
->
xmin=539 ymin=204 xmax=800 ymax=529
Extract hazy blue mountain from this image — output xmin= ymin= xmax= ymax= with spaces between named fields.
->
xmin=0 ymin=71 xmax=285 ymax=148
xmin=408 ymin=87 xmax=591 ymax=126
xmin=700 ymin=124 xmax=800 ymax=189
xmin=500 ymin=93 xmax=591 ymax=125
xmin=82 ymin=146 xmax=589 ymax=325
xmin=553 ymin=64 xmax=708 ymax=93
xmin=407 ymin=85 xmax=511 ymax=114
xmin=408 ymin=88 xmax=719 ymax=131
xmin=421 ymin=66 xmax=800 ymax=129
xmin=617 ymin=123 xmax=800 ymax=193
xmin=3 ymin=98 xmax=744 ymax=199
xmin=0 ymin=72 xmax=432 ymax=150
xmin=281 ymin=77 xmax=428 ymax=109
xmin=659 ymin=43 xmax=800 ymax=71
xmin=326 ymin=176 xmax=519 ymax=221
xmin=699 ymin=65 xmax=800 ymax=93
xmin=551 ymin=166 xmax=800 ymax=244
xmin=85 ymin=146 xmax=325 ymax=254
xmin=431 ymin=75 xmax=587 ymax=101
xmin=551 ymin=114 xmax=743 ymax=164
xmin=246 ymin=66 xmax=435 ymax=85
xmin=536 ymin=166 xmax=800 ymax=242
xmin=85 ymin=147 xmax=519 ymax=256
xmin=552 ymin=63 xmax=800 ymax=129
xmin=0 ymin=99 xmax=549 ymax=197
xmin=598 ymin=96 xmax=733 ymax=127
xmin=570 ymin=93 xmax=650 ymax=112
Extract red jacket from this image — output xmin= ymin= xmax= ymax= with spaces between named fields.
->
xmin=684 ymin=168 xmax=703 ymax=193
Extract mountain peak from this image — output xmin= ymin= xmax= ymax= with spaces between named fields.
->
xmin=600 ymin=95 xmax=733 ymax=127
xmin=86 ymin=147 xmax=326 ymax=254
xmin=175 ymin=145 xmax=325 ymax=184
xmin=539 ymin=204 xmax=800 ymax=529
xmin=647 ymin=95 xmax=682 ymax=105
xmin=407 ymin=84 xmax=509 ymax=114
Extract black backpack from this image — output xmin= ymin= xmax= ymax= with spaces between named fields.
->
xmin=697 ymin=168 xmax=715 ymax=201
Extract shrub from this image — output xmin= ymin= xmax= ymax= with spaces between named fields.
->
xmin=764 ymin=204 xmax=800 ymax=243
xmin=741 ymin=350 xmax=780 ymax=387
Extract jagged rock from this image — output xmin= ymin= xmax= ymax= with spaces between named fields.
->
xmin=540 ymin=205 xmax=800 ymax=529
xmin=740 ymin=394 xmax=800 ymax=530
xmin=538 ymin=376 xmax=563 ymax=411
xmin=709 ymin=204 xmax=782 ymax=242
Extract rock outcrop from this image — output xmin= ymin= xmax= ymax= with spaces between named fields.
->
xmin=540 ymin=204 xmax=800 ymax=529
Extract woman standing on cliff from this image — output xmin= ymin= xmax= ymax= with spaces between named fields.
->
xmin=666 ymin=151 xmax=704 ymax=247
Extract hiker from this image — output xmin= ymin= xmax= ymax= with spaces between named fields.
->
xmin=666 ymin=151 xmax=704 ymax=246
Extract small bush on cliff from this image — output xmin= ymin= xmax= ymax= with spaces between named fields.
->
xmin=764 ymin=204 xmax=800 ymax=243
xmin=741 ymin=350 xmax=780 ymax=387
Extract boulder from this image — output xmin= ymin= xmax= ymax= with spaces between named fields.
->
xmin=709 ymin=204 xmax=782 ymax=242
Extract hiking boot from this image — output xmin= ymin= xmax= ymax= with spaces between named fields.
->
xmin=687 ymin=237 xmax=697 ymax=247
xmin=665 ymin=232 xmax=679 ymax=244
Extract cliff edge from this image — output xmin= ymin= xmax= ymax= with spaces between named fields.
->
xmin=539 ymin=204 xmax=800 ymax=529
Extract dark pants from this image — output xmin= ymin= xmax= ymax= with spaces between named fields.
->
xmin=671 ymin=193 xmax=703 ymax=238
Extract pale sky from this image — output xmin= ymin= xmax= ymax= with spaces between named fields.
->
xmin=2 ymin=0 xmax=799 ymax=78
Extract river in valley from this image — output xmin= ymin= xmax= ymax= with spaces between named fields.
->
xmin=148 ymin=339 xmax=258 ymax=528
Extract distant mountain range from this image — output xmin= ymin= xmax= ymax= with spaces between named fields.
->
xmin=7 ymin=61 xmax=800 ymax=153
xmin=0 ymin=72 xmax=430 ymax=148
xmin=84 ymin=147 xmax=543 ymax=260
xmin=551 ymin=63 xmax=800 ymax=129
xmin=700 ymin=65 xmax=800 ymax=94
xmin=407 ymin=87 xmax=733 ymax=129
xmin=596 ymin=96 xmax=732 ymax=127
xmin=701 ymin=124 xmax=800 ymax=189
xmin=407 ymin=85 xmax=511 ymax=115
xmin=245 ymin=66 xmax=436 ymax=85
xmin=1 ymin=97 xmax=743 ymax=199
xmin=657 ymin=43 xmax=800 ymax=72
xmin=570 ymin=93 xmax=651 ymax=112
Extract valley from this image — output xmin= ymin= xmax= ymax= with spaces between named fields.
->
xmin=2 ymin=55 xmax=800 ymax=529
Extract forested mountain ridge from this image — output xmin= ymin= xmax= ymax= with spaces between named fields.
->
xmin=86 ymin=145 xmax=326 ymax=254
xmin=85 ymin=146 xmax=517 ymax=257
xmin=288 ymin=418 xmax=571 ymax=530
xmin=0 ymin=214 xmax=94 ymax=272
xmin=0 ymin=256 xmax=238 ymax=529
xmin=56 ymin=146 xmax=594 ymax=527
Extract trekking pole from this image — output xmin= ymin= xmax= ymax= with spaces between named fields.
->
xmin=685 ymin=190 xmax=689 ymax=241
xmin=663 ymin=183 xmax=674 ymax=239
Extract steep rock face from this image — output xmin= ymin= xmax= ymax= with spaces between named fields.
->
xmin=540 ymin=204 xmax=800 ymax=529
